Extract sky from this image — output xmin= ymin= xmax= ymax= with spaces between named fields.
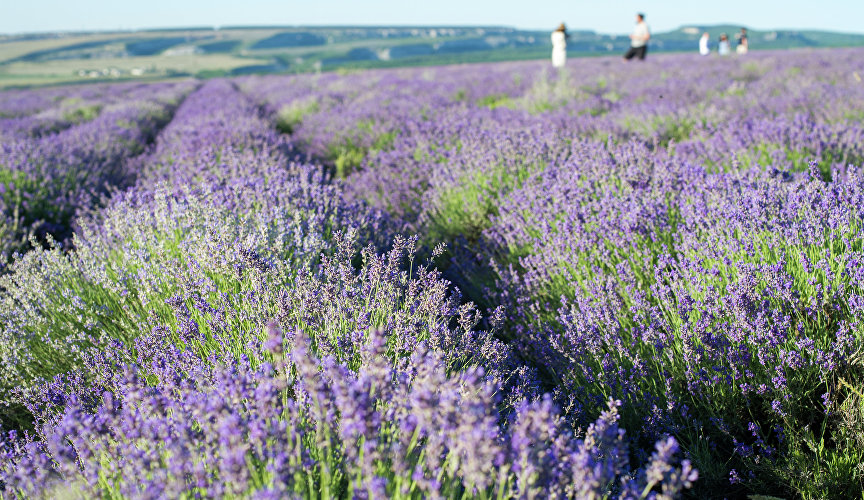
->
xmin=3 ymin=0 xmax=864 ymax=35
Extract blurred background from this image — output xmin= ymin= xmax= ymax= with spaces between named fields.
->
xmin=1 ymin=0 xmax=863 ymax=87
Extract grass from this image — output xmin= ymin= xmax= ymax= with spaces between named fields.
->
xmin=326 ymin=121 xmax=398 ymax=178
xmin=476 ymin=93 xmax=515 ymax=110
xmin=621 ymin=114 xmax=698 ymax=147
xmin=275 ymin=97 xmax=320 ymax=134
xmin=0 ymin=54 xmax=270 ymax=88
xmin=61 ymin=102 xmax=102 ymax=123
xmin=425 ymin=161 xmax=540 ymax=246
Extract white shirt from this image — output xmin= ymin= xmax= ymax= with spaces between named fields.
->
xmin=699 ymin=36 xmax=710 ymax=55
xmin=631 ymin=22 xmax=650 ymax=48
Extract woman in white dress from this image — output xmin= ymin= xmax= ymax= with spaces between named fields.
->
xmin=699 ymin=32 xmax=711 ymax=56
xmin=551 ymin=23 xmax=568 ymax=69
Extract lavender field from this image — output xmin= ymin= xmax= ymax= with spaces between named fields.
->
xmin=1 ymin=47 xmax=864 ymax=498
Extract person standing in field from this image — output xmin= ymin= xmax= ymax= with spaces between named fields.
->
xmin=624 ymin=13 xmax=650 ymax=61
xmin=699 ymin=32 xmax=711 ymax=55
xmin=718 ymin=33 xmax=731 ymax=56
xmin=736 ymin=27 xmax=749 ymax=54
xmin=551 ymin=23 xmax=569 ymax=68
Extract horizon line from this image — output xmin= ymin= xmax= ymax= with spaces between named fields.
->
xmin=3 ymin=22 xmax=864 ymax=38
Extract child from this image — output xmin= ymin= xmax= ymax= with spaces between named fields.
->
xmin=718 ymin=34 xmax=731 ymax=56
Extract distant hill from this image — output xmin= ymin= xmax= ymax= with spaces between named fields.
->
xmin=1 ymin=25 xmax=863 ymax=87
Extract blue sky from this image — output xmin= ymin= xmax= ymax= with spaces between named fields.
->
xmin=3 ymin=0 xmax=864 ymax=35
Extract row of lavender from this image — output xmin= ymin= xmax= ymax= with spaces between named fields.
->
xmin=242 ymin=49 xmax=864 ymax=187
xmin=240 ymin=48 xmax=864 ymax=497
xmin=0 ymin=80 xmax=696 ymax=498
xmin=0 ymin=81 xmax=196 ymax=262
xmin=0 ymin=81 xmax=191 ymax=142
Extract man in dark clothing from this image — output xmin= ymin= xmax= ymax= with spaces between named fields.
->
xmin=624 ymin=13 xmax=650 ymax=61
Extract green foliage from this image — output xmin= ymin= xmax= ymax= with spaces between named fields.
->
xmin=332 ymin=141 xmax=368 ymax=178
xmin=61 ymin=103 xmax=102 ymax=124
xmin=195 ymin=69 xmax=229 ymax=79
xmin=726 ymin=142 xmax=863 ymax=180
xmin=426 ymin=161 xmax=539 ymax=246
xmin=276 ymin=97 xmax=320 ymax=134
xmin=476 ymin=93 xmax=515 ymax=110
xmin=0 ymin=168 xmax=58 ymax=253
xmin=733 ymin=62 xmax=768 ymax=83
xmin=622 ymin=114 xmax=697 ymax=147
xmin=328 ymin=123 xmax=398 ymax=178
xmin=520 ymin=70 xmax=586 ymax=114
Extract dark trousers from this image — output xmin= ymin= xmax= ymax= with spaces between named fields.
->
xmin=624 ymin=46 xmax=647 ymax=60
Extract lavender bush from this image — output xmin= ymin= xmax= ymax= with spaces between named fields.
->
xmin=1 ymin=324 xmax=695 ymax=499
